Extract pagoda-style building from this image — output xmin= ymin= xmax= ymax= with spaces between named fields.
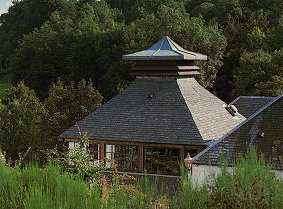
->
xmin=60 ymin=36 xmax=245 ymax=175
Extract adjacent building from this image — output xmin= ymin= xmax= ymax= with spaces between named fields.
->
xmin=193 ymin=93 xmax=283 ymax=182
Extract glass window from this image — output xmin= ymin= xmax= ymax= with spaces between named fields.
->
xmin=68 ymin=142 xmax=80 ymax=149
xmin=144 ymin=147 xmax=181 ymax=175
xmin=68 ymin=142 xmax=99 ymax=162
xmin=185 ymin=148 xmax=199 ymax=158
xmin=88 ymin=143 xmax=100 ymax=161
xmin=105 ymin=144 xmax=139 ymax=172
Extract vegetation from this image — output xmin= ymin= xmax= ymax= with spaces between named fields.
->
xmin=44 ymin=78 xmax=103 ymax=144
xmin=0 ymin=82 xmax=48 ymax=162
xmin=0 ymin=1 xmax=282 ymax=207
xmin=0 ymin=80 xmax=102 ymax=162
xmin=211 ymin=149 xmax=283 ymax=209
xmin=0 ymin=148 xmax=282 ymax=208
xmin=1 ymin=0 xmax=282 ymax=100
xmin=0 ymin=76 xmax=12 ymax=99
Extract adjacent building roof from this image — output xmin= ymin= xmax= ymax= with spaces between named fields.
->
xmin=229 ymin=96 xmax=275 ymax=118
xmin=194 ymin=93 xmax=283 ymax=170
xmin=122 ymin=36 xmax=207 ymax=61
xmin=60 ymin=77 xmax=244 ymax=145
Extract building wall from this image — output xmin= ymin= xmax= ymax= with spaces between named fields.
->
xmin=192 ymin=164 xmax=283 ymax=185
xmin=191 ymin=164 xmax=222 ymax=185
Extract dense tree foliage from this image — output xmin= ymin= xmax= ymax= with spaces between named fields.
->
xmin=0 ymin=79 xmax=102 ymax=162
xmin=1 ymin=0 xmax=282 ymax=101
xmin=0 ymin=82 xmax=47 ymax=161
xmin=0 ymin=0 xmax=63 ymax=68
xmin=185 ymin=0 xmax=283 ymax=99
xmin=44 ymin=78 xmax=103 ymax=140
xmin=6 ymin=0 xmax=226 ymax=99
xmin=8 ymin=1 xmax=125 ymax=99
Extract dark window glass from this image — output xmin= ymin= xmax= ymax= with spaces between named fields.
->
xmin=105 ymin=144 xmax=139 ymax=172
xmin=88 ymin=143 xmax=99 ymax=161
xmin=185 ymin=148 xmax=199 ymax=158
xmin=144 ymin=147 xmax=181 ymax=175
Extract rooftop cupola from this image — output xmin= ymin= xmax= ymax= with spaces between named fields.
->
xmin=122 ymin=36 xmax=207 ymax=76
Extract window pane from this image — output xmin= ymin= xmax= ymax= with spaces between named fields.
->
xmin=185 ymin=148 xmax=199 ymax=157
xmin=105 ymin=144 xmax=139 ymax=172
xmin=144 ymin=147 xmax=180 ymax=175
xmin=88 ymin=143 xmax=99 ymax=161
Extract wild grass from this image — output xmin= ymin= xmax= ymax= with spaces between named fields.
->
xmin=0 ymin=158 xmax=101 ymax=209
xmin=172 ymin=148 xmax=283 ymax=209
xmin=0 ymin=148 xmax=282 ymax=208
xmin=211 ymin=148 xmax=283 ymax=209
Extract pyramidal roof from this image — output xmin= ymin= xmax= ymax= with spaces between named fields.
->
xmin=122 ymin=36 xmax=207 ymax=61
xmin=60 ymin=77 xmax=245 ymax=144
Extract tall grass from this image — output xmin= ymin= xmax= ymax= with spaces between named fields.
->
xmin=171 ymin=166 xmax=215 ymax=209
xmin=212 ymin=148 xmax=283 ymax=209
xmin=0 ymin=148 xmax=282 ymax=208
xmin=100 ymin=173 xmax=159 ymax=209
xmin=0 ymin=160 xmax=101 ymax=209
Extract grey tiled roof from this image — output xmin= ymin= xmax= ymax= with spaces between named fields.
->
xmin=60 ymin=77 xmax=244 ymax=145
xmin=178 ymin=78 xmax=244 ymax=140
xmin=61 ymin=77 xmax=203 ymax=145
xmin=194 ymin=93 xmax=283 ymax=170
xmin=229 ymin=96 xmax=275 ymax=118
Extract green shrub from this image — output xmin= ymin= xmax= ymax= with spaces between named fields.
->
xmin=212 ymin=148 xmax=283 ymax=209
xmin=171 ymin=168 xmax=215 ymax=209
xmin=0 ymin=161 xmax=101 ymax=209
xmin=0 ymin=147 xmax=282 ymax=208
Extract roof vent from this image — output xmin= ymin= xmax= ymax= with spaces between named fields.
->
xmin=258 ymin=132 xmax=265 ymax=138
xmin=147 ymin=94 xmax=154 ymax=100
xmin=226 ymin=105 xmax=238 ymax=116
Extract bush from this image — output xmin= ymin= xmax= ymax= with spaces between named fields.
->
xmin=212 ymin=148 xmax=283 ymax=209
xmin=0 ymin=161 xmax=102 ymax=209
xmin=0 ymin=147 xmax=282 ymax=208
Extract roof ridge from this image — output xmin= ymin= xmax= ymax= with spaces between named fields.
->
xmin=229 ymin=95 xmax=275 ymax=106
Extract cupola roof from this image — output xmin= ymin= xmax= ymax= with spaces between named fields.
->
xmin=123 ymin=36 xmax=207 ymax=61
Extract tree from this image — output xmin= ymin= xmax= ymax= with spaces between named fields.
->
xmin=0 ymin=0 xmax=63 ymax=69
xmin=44 ymin=78 xmax=103 ymax=139
xmin=9 ymin=0 xmax=127 ymax=99
xmin=185 ymin=0 xmax=283 ymax=100
xmin=0 ymin=78 xmax=103 ymax=163
xmin=0 ymin=82 xmax=48 ymax=162
xmin=232 ymin=49 xmax=283 ymax=97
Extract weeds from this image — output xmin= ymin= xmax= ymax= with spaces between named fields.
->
xmin=0 ymin=148 xmax=282 ymax=208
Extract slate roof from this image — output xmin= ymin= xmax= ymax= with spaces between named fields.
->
xmin=122 ymin=36 xmax=207 ymax=61
xmin=194 ymin=93 xmax=283 ymax=170
xmin=60 ymin=77 xmax=245 ymax=145
xmin=177 ymin=78 xmax=244 ymax=140
xmin=229 ymin=96 xmax=275 ymax=118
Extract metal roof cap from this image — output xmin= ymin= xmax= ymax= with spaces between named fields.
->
xmin=123 ymin=36 xmax=207 ymax=61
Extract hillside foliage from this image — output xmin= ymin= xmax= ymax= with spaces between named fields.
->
xmin=2 ymin=0 xmax=281 ymax=101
